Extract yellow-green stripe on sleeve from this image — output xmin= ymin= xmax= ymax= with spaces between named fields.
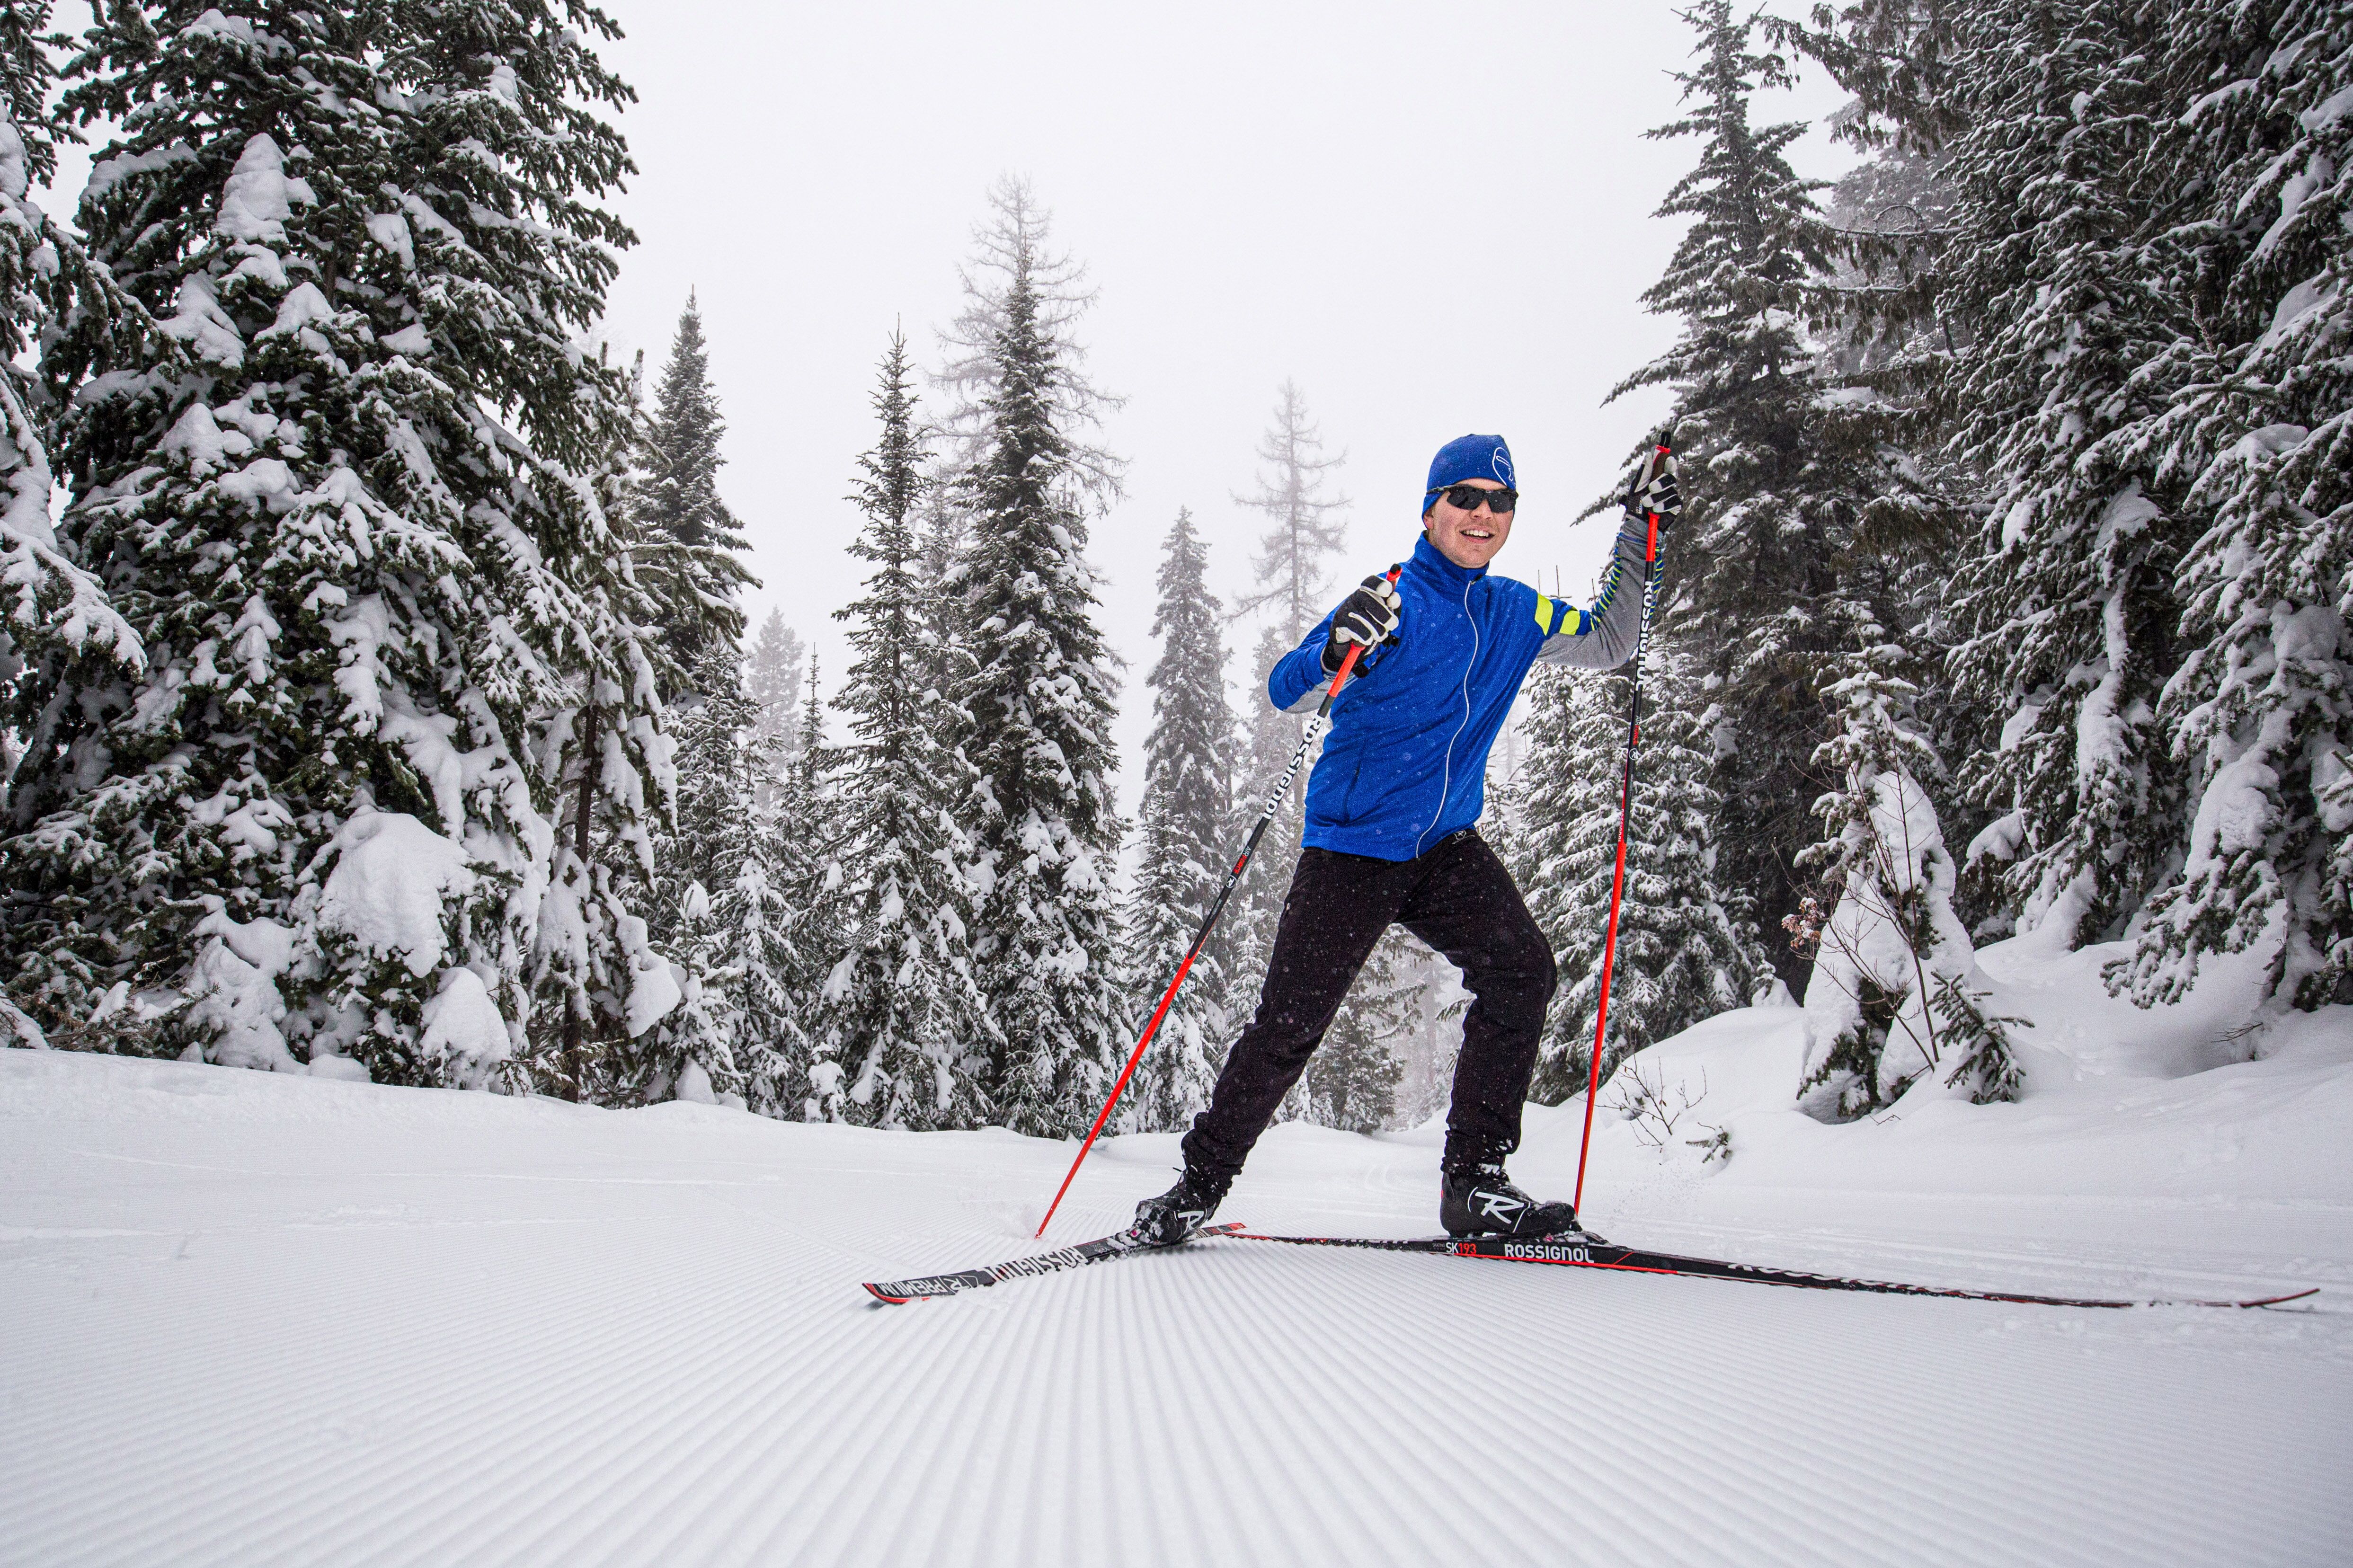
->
xmin=1534 ymin=594 xmax=1584 ymax=637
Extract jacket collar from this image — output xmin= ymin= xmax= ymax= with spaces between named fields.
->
xmin=1407 ymin=530 xmax=1488 ymax=589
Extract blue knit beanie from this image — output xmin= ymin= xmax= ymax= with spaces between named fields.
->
xmin=1423 ymin=434 xmax=1516 ymax=516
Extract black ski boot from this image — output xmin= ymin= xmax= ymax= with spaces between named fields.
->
xmin=1133 ymin=1167 xmax=1230 ymax=1247
xmin=1440 ymin=1163 xmax=1584 ymax=1239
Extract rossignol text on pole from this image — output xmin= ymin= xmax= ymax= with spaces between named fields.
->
xmin=1572 ymin=439 xmax=1672 ymax=1214
xmin=1036 ymin=565 xmax=1405 ymax=1239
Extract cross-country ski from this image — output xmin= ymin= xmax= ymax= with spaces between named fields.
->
xmin=864 ymin=1224 xmax=1243 ymax=1304
xmin=5 ymin=1 xmax=2349 ymax=1565
xmin=865 ymin=1218 xmax=2318 ymax=1311
xmin=1224 ymin=1228 xmax=2321 ymax=1311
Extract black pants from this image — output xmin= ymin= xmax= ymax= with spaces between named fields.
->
xmin=1181 ymin=829 xmax=1558 ymax=1182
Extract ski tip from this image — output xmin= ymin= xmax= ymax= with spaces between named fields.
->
xmin=2244 ymin=1286 xmax=2320 ymax=1309
xmin=862 ymin=1283 xmax=912 ymax=1305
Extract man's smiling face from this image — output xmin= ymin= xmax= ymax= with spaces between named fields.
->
xmin=1423 ymin=478 xmax=1515 ymax=569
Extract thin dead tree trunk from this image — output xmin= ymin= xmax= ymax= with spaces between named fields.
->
xmin=563 ymin=700 xmax=599 ymax=1102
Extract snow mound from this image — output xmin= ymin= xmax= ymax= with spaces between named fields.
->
xmin=418 ymin=967 xmax=509 ymax=1069
xmin=316 ymin=810 xmax=475 ymax=979
xmin=184 ymin=906 xmax=299 ymax=1072
xmin=215 ymin=133 xmax=291 ymax=244
xmin=1974 ymin=924 xmax=2285 ymax=1082
xmin=1520 ymin=967 xmax=2353 ymax=1208
xmin=306 ymin=1052 xmax=370 ymax=1083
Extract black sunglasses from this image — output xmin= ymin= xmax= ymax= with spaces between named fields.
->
xmin=1427 ymin=483 xmax=1518 ymax=514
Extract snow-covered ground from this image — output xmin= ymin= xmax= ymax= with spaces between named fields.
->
xmin=6 ymin=951 xmax=2350 ymax=1567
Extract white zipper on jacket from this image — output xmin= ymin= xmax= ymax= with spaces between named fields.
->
xmin=1415 ymin=576 xmax=1479 ymax=858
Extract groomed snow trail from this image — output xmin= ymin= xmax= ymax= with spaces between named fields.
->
xmin=4 ymin=1049 xmax=2348 ymax=1568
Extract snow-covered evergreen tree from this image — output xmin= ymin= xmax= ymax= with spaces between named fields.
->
xmin=4 ymin=0 xmax=653 ymax=1090
xmin=1308 ymin=928 xmax=1411 ymax=1133
xmin=1511 ymin=657 xmax=1752 ymax=1102
xmin=1940 ymin=1 xmax=2194 ymax=952
xmin=630 ymin=645 xmax=794 ymax=1107
xmin=812 ymin=329 xmax=987 ymax=1130
xmin=1772 ymin=6 xmax=2012 ymax=949
xmin=558 ymin=289 xmax=768 ymax=1102
xmin=0 ymin=6 xmax=147 ymax=1052
xmin=1124 ymin=508 xmax=1238 ymax=1134
xmin=1384 ymin=932 xmax=1471 ymax=1128
xmin=1787 ymin=0 xmax=2350 ymax=1015
xmin=1768 ymin=0 xmax=1964 ymax=162
xmin=1808 ymin=149 xmax=1999 ymax=933
xmin=909 ymin=480 xmax=973 ymax=738
xmin=941 ymin=183 xmax=1130 ymax=1137
xmin=1793 ymin=631 xmax=2021 ymax=1115
xmin=915 ymin=477 xmax=971 ymax=590
xmin=2107 ymin=0 xmax=2353 ymax=1013
xmin=1609 ymin=0 xmax=1930 ymax=995
xmin=0 ymin=1 xmax=144 ymax=767
xmin=781 ymin=653 xmax=849 ymax=1114
xmin=634 ymin=291 xmax=751 ymax=681
xmin=0 ymin=2 xmax=63 ymax=176
xmin=743 ymin=607 xmax=804 ymax=789
xmin=528 ymin=390 xmax=680 ymax=1102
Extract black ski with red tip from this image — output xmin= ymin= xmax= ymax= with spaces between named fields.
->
xmin=1225 ymin=1228 xmax=2318 ymax=1311
xmin=864 ymin=1223 xmax=1244 ymax=1303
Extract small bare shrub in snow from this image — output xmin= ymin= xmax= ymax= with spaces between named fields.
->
xmin=1686 ymin=1124 xmax=1733 ymax=1164
xmin=1609 ymin=1059 xmax=1733 ymax=1164
xmin=1612 ymin=1059 xmax=1704 ymax=1149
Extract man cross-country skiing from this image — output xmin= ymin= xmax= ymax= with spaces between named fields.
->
xmin=1136 ymin=432 xmax=1679 ymax=1245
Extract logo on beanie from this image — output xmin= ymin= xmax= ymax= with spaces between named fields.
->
xmin=1492 ymin=446 xmax=1514 ymax=485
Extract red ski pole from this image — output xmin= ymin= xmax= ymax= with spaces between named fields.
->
xmin=1572 ymin=441 xmax=1671 ymax=1214
xmin=1037 ymin=566 xmax=1403 ymax=1239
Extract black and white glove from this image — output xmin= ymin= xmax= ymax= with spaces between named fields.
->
xmin=1623 ymin=449 xmax=1681 ymax=527
xmin=1320 ymin=572 xmax=1403 ymax=675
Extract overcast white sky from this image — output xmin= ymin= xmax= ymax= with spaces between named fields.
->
xmin=43 ymin=1 xmax=1855 ymax=814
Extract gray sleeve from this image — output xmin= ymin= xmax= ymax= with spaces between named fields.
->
xmin=1534 ymin=520 xmax=1653 ymax=670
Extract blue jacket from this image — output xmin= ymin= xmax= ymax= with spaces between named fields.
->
xmin=1269 ymin=522 xmax=1653 ymax=861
